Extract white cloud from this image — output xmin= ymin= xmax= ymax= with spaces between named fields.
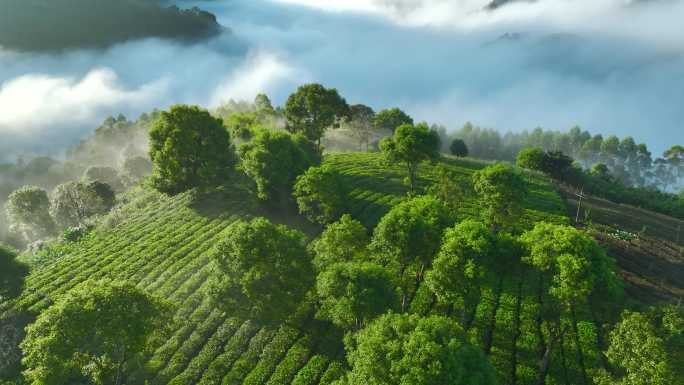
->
xmin=209 ymin=51 xmax=302 ymax=107
xmin=0 ymin=68 xmax=166 ymax=136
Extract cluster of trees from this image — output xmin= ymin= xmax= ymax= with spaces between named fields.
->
xmin=0 ymin=0 xmax=220 ymax=52
xmin=448 ymin=123 xmax=684 ymax=192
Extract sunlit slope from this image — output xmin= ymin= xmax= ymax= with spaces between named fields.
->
xmin=3 ymin=153 xmax=578 ymax=385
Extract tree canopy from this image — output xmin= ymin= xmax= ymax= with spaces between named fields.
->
xmin=284 ymin=84 xmax=349 ymax=151
xmin=0 ymin=243 xmax=28 ymax=300
xmin=450 ymin=138 xmax=469 ymax=157
xmin=380 ymin=123 xmax=441 ymax=193
xmin=149 ymin=105 xmax=235 ymax=194
xmin=5 ymin=186 xmax=56 ymax=244
xmin=239 ymin=128 xmax=320 ymax=201
xmin=344 ymin=314 xmax=499 ymax=385
xmin=50 ymin=181 xmax=115 ymax=229
xmin=293 ymin=165 xmax=346 ymax=225
xmin=373 ymin=108 xmax=414 ymax=133
xmin=472 ymin=163 xmax=526 ymax=231
xmin=21 ymin=281 xmax=171 ymax=385
xmin=209 ymin=217 xmax=314 ymax=326
xmin=310 ymin=214 xmax=369 ymax=272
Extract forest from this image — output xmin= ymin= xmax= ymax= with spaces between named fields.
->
xmin=1 ymin=84 xmax=683 ymax=385
xmin=0 ymin=0 xmax=221 ymax=52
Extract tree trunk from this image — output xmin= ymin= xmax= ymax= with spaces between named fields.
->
xmin=536 ymin=325 xmax=569 ymax=385
xmin=399 ymin=263 xmax=408 ymax=313
xmin=484 ymin=275 xmax=504 ymax=355
xmin=558 ymin=318 xmax=570 ymax=385
xmin=510 ymin=272 xmax=525 ymax=385
xmin=589 ymin=303 xmax=610 ymax=370
xmin=536 ymin=273 xmax=547 ymax=361
xmin=571 ymin=304 xmax=589 ymax=385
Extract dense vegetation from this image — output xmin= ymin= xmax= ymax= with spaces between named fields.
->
xmin=1 ymin=84 xmax=682 ymax=385
xmin=0 ymin=0 xmax=221 ymax=52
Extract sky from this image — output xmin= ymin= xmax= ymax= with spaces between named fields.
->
xmin=1 ymin=0 xmax=683 ymax=160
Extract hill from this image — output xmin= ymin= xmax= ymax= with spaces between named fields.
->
xmin=0 ymin=0 xmax=221 ymax=52
xmin=0 ymin=152 xmax=680 ymax=384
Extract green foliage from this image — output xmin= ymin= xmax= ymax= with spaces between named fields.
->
xmin=50 ymin=181 xmax=114 ymax=229
xmin=380 ymin=123 xmax=441 ymax=193
xmin=20 ymin=280 xmax=171 ymax=385
xmin=5 ymin=186 xmax=56 ymax=243
xmin=293 ymin=166 xmax=346 ymax=225
xmin=596 ymin=310 xmax=683 ymax=385
xmin=120 ymin=156 xmax=153 ymax=186
xmin=345 ymin=314 xmax=499 ymax=385
xmin=315 ymin=261 xmax=399 ymax=330
xmin=310 ymin=214 xmax=369 ymax=272
xmin=209 ymin=217 xmax=314 ymax=326
xmin=346 ymin=104 xmax=376 ymax=150
xmin=0 ymin=243 xmax=28 ymax=300
xmin=472 ymin=163 xmax=526 ymax=231
xmin=83 ymin=166 xmax=124 ymax=192
xmin=149 ymin=105 xmax=235 ymax=194
xmin=427 ymin=164 xmax=464 ymax=212
xmin=225 ymin=111 xmax=259 ymax=140
xmin=0 ymin=0 xmax=219 ymax=52
xmin=372 ymin=108 xmax=413 ymax=132
xmin=450 ymin=138 xmax=469 ymax=157
xmin=516 ymin=147 xmax=545 ymax=171
xmin=520 ymin=222 xmax=621 ymax=306
xmin=284 ymin=84 xmax=349 ymax=149
xmin=239 ymin=128 xmax=320 ymax=201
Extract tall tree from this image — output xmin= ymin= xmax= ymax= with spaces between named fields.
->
xmin=380 ymin=123 xmax=441 ymax=194
xmin=472 ymin=163 xmax=526 ymax=232
xmin=450 ymin=138 xmax=469 ymax=157
xmin=284 ymin=83 xmax=349 ymax=151
xmin=293 ymin=165 xmax=346 ymax=225
xmin=209 ymin=217 xmax=314 ymax=326
xmin=347 ymin=104 xmax=376 ymax=151
xmin=315 ymin=261 xmax=398 ymax=330
xmin=372 ymin=108 xmax=413 ymax=133
xmin=149 ymin=105 xmax=235 ymax=194
xmin=50 ymin=181 xmax=114 ymax=229
xmin=0 ymin=243 xmax=28 ymax=300
xmin=239 ymin=128 xmax=320 ymax=201
xmin=21 ymin=281 xmax=172 ymax=385
xmin=370 ymin=195 xmax=452 ymax=311
xmin=344 ymin=314 xmax=499 ymax=385
xmin=5 ymin=186 xmax=56 ymax=243
xmin=310 ymin=214 xmax=369 ymax=272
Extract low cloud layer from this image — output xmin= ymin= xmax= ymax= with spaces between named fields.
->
xmin=1 ymin=0 xmax=683 ymax=160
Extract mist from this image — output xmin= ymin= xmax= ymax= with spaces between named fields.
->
xmin=1 ymin=0 xmax=684 ymax=161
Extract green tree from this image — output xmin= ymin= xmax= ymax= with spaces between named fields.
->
xmin=239 ymin=128 xmax=320 ymax=201
xmin=472 ymin=163 xmax=526 ymax=231
xmin=21 ymin=281 xmax=171 ymax=385
xmin=664 ymin=144 xmax=684 ymax=182
xmin=370 ymin=195 xmax=452 ymax=311
xmin=120 ymin=156 xmax=153 ymax=186
xmin=0 ymin=243 xmax=28 ymax=300
xmin=50 ymin=181 xmax=114 ymax=229
xmin=310 ymin=214 xmax=369 ymax=272
xmin=209 ymin=217 xmax=314 ymax=326
xmin=83 ymin=166 xmax=124 ymax=192
xmin=254 ymin=93 xmax=276 ymax=118
xmin=425 ymin=220 xmax=497 ymax=330
xmin=5 ymin=186 xmax=56 ymax=243
xmin=284 ymin=83 xmax=348 ymax=151
xmin=517 ymin=147 xmax=545 ymax=171
xmin=315 ymin=261 xmax=398 ymax=330
xmin=427 ymin=164 xmax=464 ymax=212
xmin=225 ymin=111 xmax=258 ymax=140
xmin=149 ymin=105 xmax=235 ymax=194
xmin=380 ymin=123 xmax=441 ymax=194
xmin=344 ymin=314 xmax=498 ymax=385
xmin=293 ymin=165 xmax=346 ymax=225
xmin=373 ymin=107 xmax=413 ymax=133
xmin=450 ymin=138 xmax=469 ymax=157
xmin=347 ymin=104 xmax=376 ymax=151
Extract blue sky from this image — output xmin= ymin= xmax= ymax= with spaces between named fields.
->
xmin=1 ymin=0 xmax=683 ymax=159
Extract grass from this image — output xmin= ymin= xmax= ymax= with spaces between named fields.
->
xmin=0 ymin=152 xmax=671 ymax=385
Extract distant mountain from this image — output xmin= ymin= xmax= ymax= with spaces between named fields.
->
xmin=0 ymin=0 xmax=223 ymax=52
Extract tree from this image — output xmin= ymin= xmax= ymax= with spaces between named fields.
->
xmin=541 ymin=151 xmax=576 ymax=182
xmin=595 ymin=309 xmax=683 ymax=385
xmin=120 ymin=156 xmax=153 ymax=186
xmin=5 ymin=186 xmax=56 ymax=243
xmin=472 ymin=163 xmax=526 ymax=231
xmin=370 ymin=195 xmax=452 ymax=311
xmin=427 ymin=164 xmax=464 ymax=212
xmin=450 ymin=138 xmax=469 ymax=157
xmin=344 ymin=314 xmax=498 ymax=385
xmin=293 ymin=165 xmax=346 ymax=225
xmin=254 ymin=93 xmax=276 ymax=117
xmin=21 ymin=281 xmax=171 ymax=385
xmin=310 ymin=214 xmax=369 ymax=272
xmin=347 ymin=104 xmax=376 ymax=151
xmin=373 ymin=107 xmax=413 ymax=133
xmin=315 ymin=261 xmax=398 ymax=330
xmin=284 ymin=83 xmax=348 ymax=151
xmin=239 ymin=128 xmax=320 ymax=201
xmin=664 ymin=144 xmax=684 ymax=183
xmin=517 ymin=147 xmax=545 ymax=171
xmin=50 ymin=181 xmax=115 ymax=228
xmin=380 ymin=123 xmax=441 ymax=194
xmin=425 ymin=220 xmax=497 ymax=330
xmin=225 ymin=111 xmax=258 ymax=140
xmin=149 ymin=105 xmax=235 ymax=194
xmin=0 ymin=243 xmax=28 ymax=300
xmin=209 ymin=217 xmax=314 ymax=326
xmin=83 ymin=166 xmax=124 ymax=192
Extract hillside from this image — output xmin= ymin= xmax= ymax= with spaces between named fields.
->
xmin=1 ymin=152 xmax=680 ymax=384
